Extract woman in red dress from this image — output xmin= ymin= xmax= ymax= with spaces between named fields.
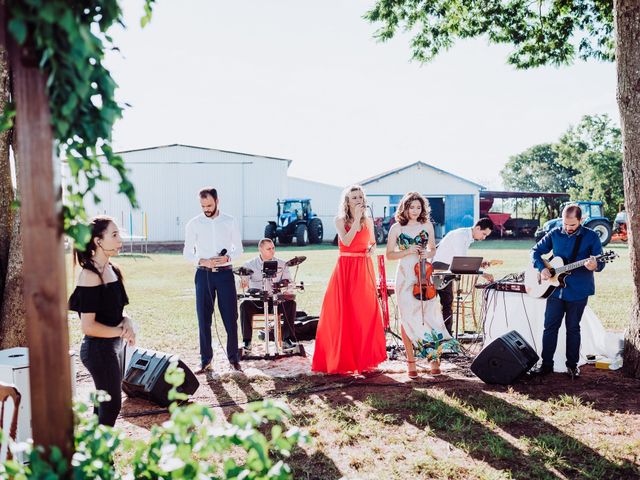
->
xmin=312 ymin=185 xmax=387 ymax=374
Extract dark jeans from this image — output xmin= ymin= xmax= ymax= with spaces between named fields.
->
xmin=240 ymin=298 xmax=297 ymax=343
xmin=541 ymin=296 xmax=589 ymax=369
xmin=437 ymin=282 xmax=454 ymax=335
xmin=195 ymin=269 xmax=239 ymax=366
xmin=80 ymin=336 xmax=123 ymax=427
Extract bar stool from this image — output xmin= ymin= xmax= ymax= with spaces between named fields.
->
xmin=252 ymin=313 xmax=283 ymax=348
xmin=456 ymin=274 xmax=480 ymax=333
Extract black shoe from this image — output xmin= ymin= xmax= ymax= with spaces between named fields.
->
xmin=566 ymin=366 xmax=580 ymax=379
xmin=195 ymin=363 xmax=213 ymax=375
xmin=531 ymin=365 xmax=553 ymax=376
xmin=282 ymin=339 xmax=297 ymax=352
xmin=231 ymin=362 xmax=243 ymax=371
xmin=242 ymin=341 xmax=252 ymax=352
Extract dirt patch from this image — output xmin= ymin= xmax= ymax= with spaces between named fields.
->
xmin=75 ymin=343 xmax=640 ymax=479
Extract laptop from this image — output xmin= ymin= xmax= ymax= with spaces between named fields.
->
xmin=449 ymin=256 xmax=483 ymax=274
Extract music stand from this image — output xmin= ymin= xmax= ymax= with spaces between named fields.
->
xmin=449 ymin=256 xmax=483 ymax=340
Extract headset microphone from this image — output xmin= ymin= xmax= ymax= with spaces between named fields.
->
xmin=98 ymin=242 xmax=119 ymax=252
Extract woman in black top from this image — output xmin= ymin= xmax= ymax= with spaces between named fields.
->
xmin=69 ymin=215 xmax=136 ymax=426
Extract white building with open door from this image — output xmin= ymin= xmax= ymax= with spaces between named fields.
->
xmin=360 ymin=161 xmax=484 ymax=239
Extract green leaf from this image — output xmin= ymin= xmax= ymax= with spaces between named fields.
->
xmin=8 ymin=18 xmax=27 ymax=45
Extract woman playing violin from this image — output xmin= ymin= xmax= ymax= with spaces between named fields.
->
xmin=386 ymin=192 xmax=450 ymax=379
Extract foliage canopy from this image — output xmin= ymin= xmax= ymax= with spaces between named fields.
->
xmin=3 ymin=0 xmax=156 ymax=245
xmin=501 ymin=114 xmax=623 ymax=219
xmin=365 ymin=0 xmax=615 ymax=67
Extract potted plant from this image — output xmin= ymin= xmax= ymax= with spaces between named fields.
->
xmin=415 ymin=329 xmax=460 ymax=374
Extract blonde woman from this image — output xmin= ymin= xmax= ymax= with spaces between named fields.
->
xmin=312 ymin=185 xmax=387 ymax=374
xmin=386 ymin=192 xmax=449 ymax=378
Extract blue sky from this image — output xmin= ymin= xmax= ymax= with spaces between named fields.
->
xmin=106 ymin=0 xmax=618 ymax=189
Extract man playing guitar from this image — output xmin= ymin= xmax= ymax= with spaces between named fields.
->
xmin=531 ymin=204 xmax=605 ymax=378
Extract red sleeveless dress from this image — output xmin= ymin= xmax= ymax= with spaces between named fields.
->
xmin=312 ymin=224 xmax=387 ymax=373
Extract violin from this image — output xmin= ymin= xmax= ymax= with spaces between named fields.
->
xmin=412 ymin=239 xmax=436 ymax=301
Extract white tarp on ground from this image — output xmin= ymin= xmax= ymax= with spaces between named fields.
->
xmin=481 ymin=289 xmax=623 ymax=372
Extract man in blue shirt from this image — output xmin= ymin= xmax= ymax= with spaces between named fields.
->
xmin=531 ymin=204 xmax=605 ymax=378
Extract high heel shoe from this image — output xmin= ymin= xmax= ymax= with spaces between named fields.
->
xmin=407 ymin=360 xmax=418 ymax=380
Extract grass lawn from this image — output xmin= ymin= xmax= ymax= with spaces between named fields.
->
xmin=66 ymin=240 xmax=639 ymax=479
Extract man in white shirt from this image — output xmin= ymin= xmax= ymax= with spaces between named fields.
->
xmin=239 ymin=238 xmax=298 ymax=353
xmin=183 ymin=187 xmax=244 ymax=373
xmin=432 ymin=217 xmax=494 ymax=334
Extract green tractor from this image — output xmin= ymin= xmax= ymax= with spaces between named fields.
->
xmin=264 ymin=198 xmax=324 ymax=246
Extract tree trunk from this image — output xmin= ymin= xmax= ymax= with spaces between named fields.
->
xmin=615 ymin=1 xmax=640 ymax=378
xmin=5 ymin=10 xmax=74 ymax=460
xmin=0 ymin=20 xmax=26 ymax=349
xmin=0 ymin=214 xmax=26 ymax=348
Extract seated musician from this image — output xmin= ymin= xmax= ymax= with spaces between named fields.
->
xmin=239 ymin=238 xmax=298 ymax=352
xmin=432 ymin=217 xmax=495 ymax=334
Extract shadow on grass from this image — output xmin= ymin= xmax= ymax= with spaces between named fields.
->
xmin=509 ymin=368 xmax=640 ymax=415
xmin=271 ymin=374 xmax=367 ymax=479
xmin=304 ymin=374 xmax=638 ymax=480
xmin=447 ymin=382 xmax=638 ymax=479
xmin=287 ymin=448 xmax=343 ymax=480
xmin=202 ymin=373 xmax=245 ymax=421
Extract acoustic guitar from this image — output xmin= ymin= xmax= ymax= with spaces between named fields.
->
xmin=524 ymin=250 xmax=618 ymax=299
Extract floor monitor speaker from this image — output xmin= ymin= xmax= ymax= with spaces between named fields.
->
xmin=122 ymin=348 xmax=199 ymax=407
xmin=471 ymin=330 xmax=539 ymax=385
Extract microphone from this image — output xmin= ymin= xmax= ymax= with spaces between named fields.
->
xmin=219 ymin=248 xmax=227 ymax=257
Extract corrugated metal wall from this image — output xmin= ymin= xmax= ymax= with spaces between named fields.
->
xmin=286 ymin=177 xmax=342 ymax=240
xmin=63 ymin=145 xmax=291 ymax=242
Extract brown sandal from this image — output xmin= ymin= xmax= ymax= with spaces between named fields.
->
xmin=407 ymin=360 xmax=418 ymax=379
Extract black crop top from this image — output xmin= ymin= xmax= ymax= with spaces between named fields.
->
xmin=68 ymin=279 xmax=129 ymax=327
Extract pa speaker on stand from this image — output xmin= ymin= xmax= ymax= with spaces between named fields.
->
xmin=122 ymin=348 xmax=199 ymax=407
xmin=471 ymin=330 xmax=539 ymax=385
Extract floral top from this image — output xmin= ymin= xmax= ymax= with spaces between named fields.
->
xmin=397 ymin=229 xmax=430 ymax=250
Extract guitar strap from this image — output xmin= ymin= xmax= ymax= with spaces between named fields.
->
xmin=569 ymin=231 xmax=584 ymax=263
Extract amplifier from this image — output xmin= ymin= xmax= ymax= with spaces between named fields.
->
xmin=479 ymin=282 xmax=528 ymax=294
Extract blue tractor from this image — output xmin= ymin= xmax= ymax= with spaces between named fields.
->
xmin=264 ymin=198 xmax=324 ymax=246
xmin=534 ymin=200 xmax=613 ymax=246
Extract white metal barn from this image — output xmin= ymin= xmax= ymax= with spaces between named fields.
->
xmin=65 ymin=144 xmax=340 ymax=243
xmin=360 ymin=162 xmax=484 ymax=238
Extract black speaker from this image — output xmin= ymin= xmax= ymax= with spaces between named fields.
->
xmin=471 ymin=330 xmax=539 ymax=385
xmin=122 ymin=349 xmax=199 ymax=407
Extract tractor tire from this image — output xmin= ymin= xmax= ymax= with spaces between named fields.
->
xmin=308 ymin=218 xmax=323 ymax=244
xmin=375 ymin=225 xmax=385 ymax=244
xmin=296 ymin=223 xmax=308 ymax=246
xmin=586 ymin=220 xmax=612 ymax=246
xmin=279 ymin=235 xmax=293 ymax=245
xmin=264 ymin=223 xmax=277 ymax=241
